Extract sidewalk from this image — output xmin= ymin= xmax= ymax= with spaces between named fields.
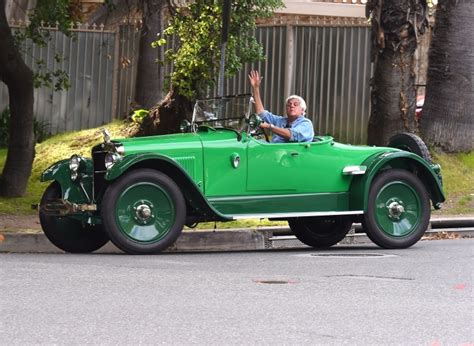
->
xmin=1 ymin=216 xmax=473 ymax=254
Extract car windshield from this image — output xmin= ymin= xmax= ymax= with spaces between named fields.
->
xmin=192 ymin=94 xmax=252 ymax=130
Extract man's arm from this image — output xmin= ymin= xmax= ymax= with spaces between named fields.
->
xmin=260 ymin=122 xmax=291 ymax=140
xmin=248 ymin=70 xmax=264 ymax=114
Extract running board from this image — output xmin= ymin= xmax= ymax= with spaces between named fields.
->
xmin=229 ymin=210 xmax=364 ymax=220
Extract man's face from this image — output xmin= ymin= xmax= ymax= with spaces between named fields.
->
xmin=286 ymin=99 xmax=303 ymax=117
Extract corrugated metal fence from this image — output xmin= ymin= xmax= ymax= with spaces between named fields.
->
xmin=0 ymin=23 xmax=118 ymax=134
xmin=0 ymin=22 xmax=140 ymax=135
xmin=0 ymin=22 xmax=371 ymax=143
xmin=216 ymin=25 xmax=372 ymax=144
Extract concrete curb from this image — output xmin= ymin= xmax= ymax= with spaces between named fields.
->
xmin=1 ymin=222 xmax=472 ymax=254
xmin=0 ymin=229 xmax=267 ymax=254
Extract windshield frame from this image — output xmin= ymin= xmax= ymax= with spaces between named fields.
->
xmin=191 ymin=94 xmax=253 ymax=133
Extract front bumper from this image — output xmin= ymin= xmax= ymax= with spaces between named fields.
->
xmin=35 ymin=199 xmax=97 ymax=216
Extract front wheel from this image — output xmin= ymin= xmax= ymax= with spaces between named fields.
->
xmin=101 ymin=169 xmax=186 ymax=254
xmin=39 ymin=182 xmax=109 ymax=253
xmin=364 ymin=169 xmax=430 ymax=249
xmin=288 ymin=217 xmax=352 ymax=248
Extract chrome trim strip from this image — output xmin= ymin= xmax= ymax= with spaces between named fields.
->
xmin=228 ymin=210 xmax=364 ymax=220
xmin=209 ymin=192 xmax=344 ymax=202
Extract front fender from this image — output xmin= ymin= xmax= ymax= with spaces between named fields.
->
xmin=350 ymin=151 xmax=445 ymax=211
xmin=105 ymin=153 xmax=231 ymax=222
xmin=105 ymin=153 xmax=186 ymax=181
xmin=40 ymin=158 xmax=93 ymax=203
xmin=41 ymin=159 xmax=70 ymax=183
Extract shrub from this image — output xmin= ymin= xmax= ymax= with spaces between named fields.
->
xmin=131 ymin=109 xmax=150 ymax=124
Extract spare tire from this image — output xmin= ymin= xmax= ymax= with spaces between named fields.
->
xmin=388 ymin=132 xmax=431 ymax=162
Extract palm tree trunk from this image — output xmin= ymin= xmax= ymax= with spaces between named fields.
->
xmin=420 ymin=0 xmax=474 ymax=152
xmin=0 ymin=0 xmax=35 ymax=197
xmin=367 ymin=0 xmax=428 ymax=146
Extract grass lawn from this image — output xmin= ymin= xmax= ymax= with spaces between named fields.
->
xmin=0 ymin=121 xmax=131 ymax=215
xmin=0 ymin=122 xmax=472 ymax=221
xmin=431 ymin=150 xmax=474 ymax=216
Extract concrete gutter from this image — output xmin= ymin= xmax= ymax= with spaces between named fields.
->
xmin=271 ymin=217 xmax=474 ymax=236
xmin=0 ymin=216 xmax=472 ymax=254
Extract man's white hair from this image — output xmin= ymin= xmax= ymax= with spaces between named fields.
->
xmin=286 ymin=95 xmax=307 ymax=113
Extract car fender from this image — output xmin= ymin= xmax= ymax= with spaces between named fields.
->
xmin=41 ymin=159 xmax=70 ymax=183
xmin=105 ymin=153 xmax=231 ymax=222
xmin=349 ymin=151 xmax=445 ymax=211
xmin=40 ymin=158 xmax=94 ymax=203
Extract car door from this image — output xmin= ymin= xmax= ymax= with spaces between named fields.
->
xmin=246 ymin=137 xmax=355 ymax=194
xmin=200 ymin=129 xmax=248 ymax=197
xmin=246 ymin=139 xmax=315 ymax=192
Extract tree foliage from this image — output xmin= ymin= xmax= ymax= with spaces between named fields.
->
xmin=12 ymin=0 xmax=79 ymax=91
xmin=28 ymin=0 xmax=82 ymax=35
xmin=156 ymin=0 xmax=283 ymax=99
xmin=136 ymin=0 xmax=283 ymax=136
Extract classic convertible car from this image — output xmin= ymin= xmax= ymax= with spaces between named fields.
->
xmin=38 ymin=95 xmax=445 ymax=254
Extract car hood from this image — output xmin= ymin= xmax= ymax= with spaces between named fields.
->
xmin=115 ymin=132 xmax=203 ymax=156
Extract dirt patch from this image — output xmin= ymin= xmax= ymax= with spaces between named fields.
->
xmin=0 ymin=214 xmax=41 ymax=232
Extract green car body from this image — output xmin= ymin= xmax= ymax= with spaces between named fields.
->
xmin=39 ymin=95 xmax=445 ymax=254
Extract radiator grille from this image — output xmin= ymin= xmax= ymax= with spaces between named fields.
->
xmin=92 ymin=147 xmax=107 ymax=200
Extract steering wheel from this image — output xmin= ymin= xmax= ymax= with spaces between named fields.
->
xmin=247 ymin=114 xmax=270 ymax=142
xmin=251 ymin=127 xmax=270 ymax=143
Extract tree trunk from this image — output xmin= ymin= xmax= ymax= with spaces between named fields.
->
xmin=134 ymin=0 xmax=165 ymax=109
xmin=367 ymin=0 xmax=427 ymax=146
xmin=0 ymin=0 xmax=35 ymax=197
xmin=420 ymin=0 xmax=474 ymax=152
xmin=137 ymin=87 xmax=193 ymax=136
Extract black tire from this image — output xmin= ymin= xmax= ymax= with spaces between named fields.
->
xmin=288 ymin=217 xmax=352 ymax=248
xmin=101 ymin=169 xmax=186 ymax=254
xmin=39 ymin=182 xmax=109 ymax=253
xmin=388 ymin=132 xmax=431 ymax=162
xmin=364 ymin=169 xmax=430 ymax=249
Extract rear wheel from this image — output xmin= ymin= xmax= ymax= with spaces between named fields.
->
xmin=288 ymin=217 xmax=352 ymax=248
xmin=39 ymin=182 xmax=109 ymax=253
xmin=364 ymin=169 xmax=430 ymax=249
xmin=101 ymin=169 xmax=186 ymax=254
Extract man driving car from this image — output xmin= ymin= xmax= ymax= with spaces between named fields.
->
xmin=248 ymin=70 xmax=314 ymax=143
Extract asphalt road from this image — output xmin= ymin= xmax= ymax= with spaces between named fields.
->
xmin=1 ymin=239 xmax=472 ymax=344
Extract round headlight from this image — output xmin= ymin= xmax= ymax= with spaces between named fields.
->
xmin=69 ymin=155 xmax=81 ymax=181
xmin=105 ymin=152 xmax=121 ymax=170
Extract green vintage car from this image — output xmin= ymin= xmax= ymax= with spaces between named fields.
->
xmin=38 ymin=95 xmax=445 ymax=254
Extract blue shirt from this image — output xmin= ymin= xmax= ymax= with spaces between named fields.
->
xmin=259 ymin=110 xmax=315 ymax=143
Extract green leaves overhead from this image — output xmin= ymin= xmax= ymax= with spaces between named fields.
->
xmin=155 ymin=0 xmax=283 ymax=99
xmin=28 ymin=0 xmax=82 ymax=43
